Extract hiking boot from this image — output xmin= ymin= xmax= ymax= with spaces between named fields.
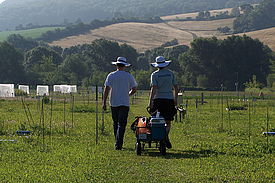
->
xmin=166 ymin=141 xmax=172 ymax=149
xmin=115 ymin=146 xmax=122 ymax=150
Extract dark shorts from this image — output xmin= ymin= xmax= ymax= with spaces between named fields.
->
xmin=152 ymin=98 xmax=177 ymax=121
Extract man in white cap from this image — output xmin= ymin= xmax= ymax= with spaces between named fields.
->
xmin=103 ymin=57 xmax=137 ymax=150
xmin=148 ymin=56 xmax=178 ymax=149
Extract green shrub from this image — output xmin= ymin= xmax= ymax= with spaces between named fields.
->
xmin=43 ymin=96 xmax=50 ymax=104
xmin=14 ymin=89 xmax=27 ymax=96
xmin=73 ymin=105 xmax=95 ymax=113
xmin=226 ymin=104 xmax=247 ymax=110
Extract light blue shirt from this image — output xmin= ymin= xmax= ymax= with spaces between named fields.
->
xmin=151 ymin=69 xmax=177 ymax=99
xmin=105 ymin=70 xmax=137 ymax=107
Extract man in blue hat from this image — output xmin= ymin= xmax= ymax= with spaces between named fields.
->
xmin=103 ymin=57 xmax=137 ymax=150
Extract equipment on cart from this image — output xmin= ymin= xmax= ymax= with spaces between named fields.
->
xmin=131 ymin=109 xmax=167 ymax=156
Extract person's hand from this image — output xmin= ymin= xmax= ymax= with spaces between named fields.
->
xmin=102 ymin=104 xmax=107 ymax=111
xmin=174 ymin=100 xmax=177 ymax=106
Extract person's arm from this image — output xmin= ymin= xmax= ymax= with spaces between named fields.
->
xmin=173 ymin=84 xmax=178 ymax=106
xmin=148 ymin=85 xmax=157 ymax=109
xmin=102 ymin=85 xmax=110 ymax=111
xmin=129 ymin=86 xmax=137 ymax=96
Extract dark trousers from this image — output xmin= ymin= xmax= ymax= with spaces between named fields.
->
xmin=111 ymin=106 xmax=129 ymax=148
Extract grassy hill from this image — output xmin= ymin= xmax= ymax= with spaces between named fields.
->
xmin=0 ymin=7 xmax=274 ymax=52
xmin=0 ymin=27 xmax=64 ymax=42
xmin=233 ymin=27 xmax=275 ymax=52
xmin=0 ymin=0 xmax=261 ymax=31
xmin=49 ymin=9 xmax=275 ymax=52
xmin=49 ymin=22 xmax=194 ymax=53
xmin=162 ymin=10 xmax=275 ymax=51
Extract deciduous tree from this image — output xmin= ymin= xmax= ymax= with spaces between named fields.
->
xmin=0 ymin=42 xmax=25 ymax=83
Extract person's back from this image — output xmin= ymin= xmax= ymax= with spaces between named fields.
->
xmin=151 ymin=68 xmax=176 ymax=100
xmin=103 ymin=57 xmax=137 ymax=150
xmin=148 ymin=56 xmax=178 ymax=149
xmin=106 ymin=70 xmax=136 ymax=107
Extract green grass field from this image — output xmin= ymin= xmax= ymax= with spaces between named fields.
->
xmin=0 ymin=27 xmax=63 ymax=42
xmin=0 ymin=91 xmax=275 ymax=182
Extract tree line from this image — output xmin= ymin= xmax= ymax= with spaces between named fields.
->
xmin=1 ymin=34 xmax=274 ymax=91
xmin=233 ymin=0 xmax=275 ymax=33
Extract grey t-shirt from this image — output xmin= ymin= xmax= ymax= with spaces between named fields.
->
xmin=105 ymin=70 xmax=137 ymax=107
xmin=150 ymin=69 xmax=177 ymax=100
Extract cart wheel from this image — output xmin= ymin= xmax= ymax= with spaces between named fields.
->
xmin=135 ymin=142 xmax=141 ymax=155
xmin=160 ymin=141 xmax=166 ymax=156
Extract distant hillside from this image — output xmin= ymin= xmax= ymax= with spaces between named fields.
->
xmin=0 ymin=0 xmax=261 ymax=31
xmin=49 ymin=22 xmax=194 ymax=52
xmin=232 ymin=27 xmax=275 ymax=52
xmin=49 ymin=9 xmax=275 ymax=52
xmin=0 ymin=27 xmax=64 ymax=42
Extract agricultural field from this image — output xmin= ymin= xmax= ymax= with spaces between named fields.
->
xmin=0 ymin=27 xmax=64 ymax=42
xmin=165 ymin=18 xmax=235 ymax=37
xmin=50 ymin=22 xmax=193 ymax=52
xmin=0 ymin=6 xmax=274 ymax=52
xmin=1 ymin=90 xmax=275 ymax=182
xmin=233 ymin=27 xmax=275 ymax=52
xmin=161 ymin=8 xmax=235 ymax=21
xmin=49 ymin=17 xmax=275 ymax=52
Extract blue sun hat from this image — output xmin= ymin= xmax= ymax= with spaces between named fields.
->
xmin=111 ymin=57 xmax=132 ymax=67
xmin=151 ymin=56 xmax=171 ymax=68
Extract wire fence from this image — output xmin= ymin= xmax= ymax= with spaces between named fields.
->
xmin=1 ymin=90 xmax=275 ymax=151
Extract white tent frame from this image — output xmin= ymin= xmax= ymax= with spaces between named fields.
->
xmin=37 ymin=85 xmax=49 ymax=96
xmin=69 ymin=85 xmax=77 ymax=93
xmin=61 ymin=85 xmax=71 ymax=93
xmin=18 ymin=85 xmax=30 ymax=94
xmin=53 ymin=85 xmax=62 ymax=92
xmin=53 ymin=85 xmax=77 ymax=94
xmin=0 ymin=84 xmax=14 ymax=97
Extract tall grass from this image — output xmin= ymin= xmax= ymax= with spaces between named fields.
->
xmin=0 ymin=91 xmax=275 ymax=182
